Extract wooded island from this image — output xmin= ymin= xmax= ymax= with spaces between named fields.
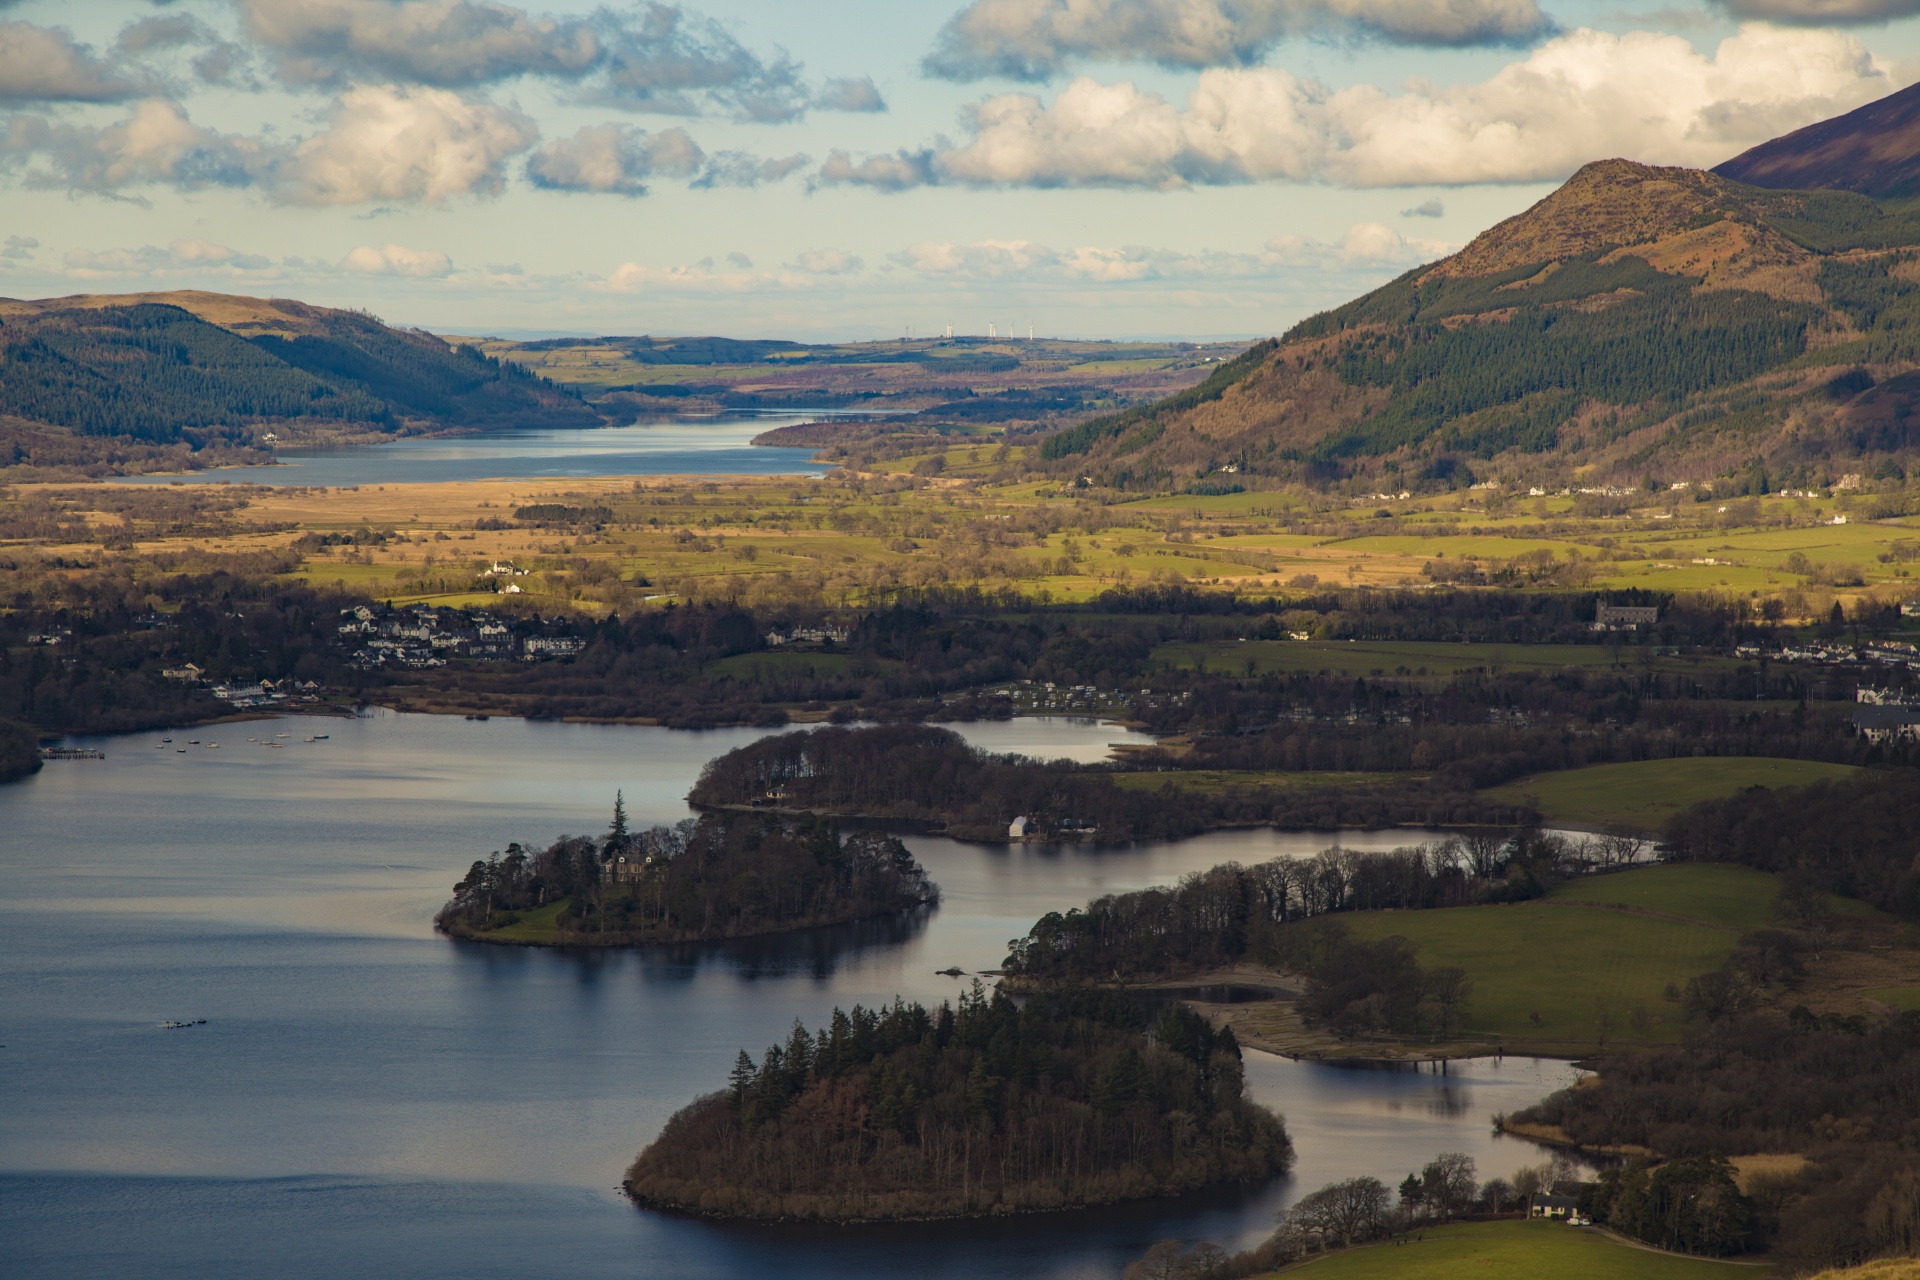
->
xmin=435 ymin=800 xmax=938 ymax=946
xmin=625 ymin=984 xmax=1292 ymax=1220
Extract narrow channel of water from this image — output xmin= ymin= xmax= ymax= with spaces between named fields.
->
xmin=0 ymin=712 xmax=1575 ymax=1279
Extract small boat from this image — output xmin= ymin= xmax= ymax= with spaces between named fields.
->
xmin=161 ymin=737 xmax=172 ymax=743
xmin=311 ymin=734 xmax=328 ymax=740
xmin=160 ymin=1019 xmax=207 ymax=1030
xmin=936 ymin=967 xmax=967 ymax=977
xmin=276 ymin=732 xmax=290 ymax=738
xmin=187 ymin=740 xmax=200 ymax=745
xmin=176 ymin=749 xmax=186 ymax=754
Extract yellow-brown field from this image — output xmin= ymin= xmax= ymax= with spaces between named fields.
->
xmin=6 ymin=464 xmax=1918 ymax=618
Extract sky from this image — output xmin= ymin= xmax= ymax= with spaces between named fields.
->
xmin=0 ymin=0 xmax=1918 ymax=340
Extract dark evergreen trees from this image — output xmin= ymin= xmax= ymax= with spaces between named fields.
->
xmin=624 ymin=984 xmax=1292 ymax=1219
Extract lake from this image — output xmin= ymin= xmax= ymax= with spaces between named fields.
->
xmin=112 ymin=414 xmax=830 ymax=488
xmin=0 ymin=712 xmax=1576 ymax=1279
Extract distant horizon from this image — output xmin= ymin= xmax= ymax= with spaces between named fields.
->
xmin=0 ymin=2 xmax=1911 ymax=337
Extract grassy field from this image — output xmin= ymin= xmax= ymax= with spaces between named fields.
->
xmin=1480 ymin=757 xmax=1864 ymax=832
xmin=1339 ymin=895 xmax=1736 ymax=1048
xmin=469 ymin=899 xmax=570 ymax=942
xmin=1331 ymin=864 xmax=1830 ymax=1048
xmin=1549 ymin=863 xmax=1788 ymax=929
xmin=1270 ymin=1220 xmax=1767 ymax=1278
xmin=17 ymin=452 xmax=1920 ymax=617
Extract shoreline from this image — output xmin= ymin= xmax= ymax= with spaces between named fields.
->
xmin=437 ymin=900 xmax=936 ymax=951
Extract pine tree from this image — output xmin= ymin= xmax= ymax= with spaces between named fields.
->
xmin=728 ymin=1051 xmax=756 ymax=1109
xmin=606 ymin=789 xmax=630 ymax=856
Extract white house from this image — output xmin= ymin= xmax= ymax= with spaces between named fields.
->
xmin=1009 ymin=816 xmax=1032 ymax=839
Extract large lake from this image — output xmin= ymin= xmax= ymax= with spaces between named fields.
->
xmin=113 ymin=414 xmax=829 ymax=488
xmin=0 ymin=712 xmax=1575 ymax=1279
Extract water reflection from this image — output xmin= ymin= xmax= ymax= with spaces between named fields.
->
xmin=460 ymin=905 xmax=939 ymax=986
xmin=0 ymin=711 xmax=1578 ymax=1280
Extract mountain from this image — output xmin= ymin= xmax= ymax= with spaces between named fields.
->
xmin=1040 ymin=156 xmax=1920 ymax=492
xmin=1715 ymin=83 xmax=1920 ymax=198
xmin=0 ymin=291 xmax=598 ymax=457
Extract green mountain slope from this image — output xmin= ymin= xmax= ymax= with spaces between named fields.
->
xmin=1040 ymin=159 xmax=1920 ymax=493
xmin=0 ymin=290 xmax=597 ymax=452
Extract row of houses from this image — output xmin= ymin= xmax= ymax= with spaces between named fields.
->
xmin=337 ymin=605 xmax=579 ymax=666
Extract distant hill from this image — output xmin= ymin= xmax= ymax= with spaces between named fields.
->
xmin=1041 ymin=156 xmax=1920 ymax=493
xmin=0 ymin=291 xmax=597 ymax=461
xmin=1715 ymin=82 xmax=1920 ymax=198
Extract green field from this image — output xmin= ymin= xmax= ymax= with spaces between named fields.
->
xmin=1270 ymin=1220 xmax=1766 ymax=1278
xmin=1332 ymin=864 xmax=1818 ymax=1048
xmin=1549 ymin=863 xmax=1788 ymax=930
xmin=1481 ymin=757 xmax=1863 ymax=832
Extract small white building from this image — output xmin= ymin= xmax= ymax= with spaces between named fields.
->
xmin=1009 ymin=816 xmax=1032 ymax=839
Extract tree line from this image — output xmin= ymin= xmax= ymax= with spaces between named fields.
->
xmin=624 ymin=983 xmax=1293 ymax=1220
xmin=688 ymin=723 xmax=1534 ymax=841
xmin=436 ymin=805 xmax=937 ymax=945
xmin=1511 ymin=1010 xmax=1920 ymax=1269
xmin=1002 ymin=830 xmax=1612 ymax=983
xmin=1662 ymin=769 xmax=1920 ymax=917
xmin=1126 ymin=1151 xmax=1585 ymax=1279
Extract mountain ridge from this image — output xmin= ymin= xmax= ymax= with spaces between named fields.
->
xmin=1037 ymin=152 xmax=1920 ymax=494
xmin=0 ymin=290 xmax=598 ymax=465
xmin=1715 ymin=81 xmax=1920 ymax=198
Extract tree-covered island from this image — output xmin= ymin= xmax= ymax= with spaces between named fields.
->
xmin=625 ymin=983 xmax=1292 ymax=1221
xmin=435 ymin=798 xmax=938 ymax=946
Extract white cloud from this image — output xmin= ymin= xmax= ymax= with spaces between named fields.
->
xmin=0 ymin=89 xmax=531 ymax=204
xmin=600 ymin=260 xmax=760 ymax=292
xmin=893 ymin=225 xmax=1447 ymax=282
xmin=276 ymin=83 xmax=537 ymax=205
xmin=527 ymin=122 xmax=702 ymax=195
xmin=114 ymin=15 xmax=212 ymax=57
xmin=526 ymin=123 xmax=807 ymax=194
xmin=593 ymin=6 xmax=812 ymax=122
xmin=1402 ymin=196 xmax=1444 ymax=216
xmin=1716 ymin=0 xmax=1920 ymax=23
xmin=791 ymin=248 xmax=864 ymax=274
xmin=831 ymin=24 xmax=1893 ymax=189
xmin=63 ymin=238 xmax=275 ymax=278
xmin=1 ymin=98 xmax=277 ymax=195
xmin=814 ymin=75 xmax=887 ymax=112
xmin=926 ymin=0 xmax=1554 ymax=81
xmin=238 ymin=0 xmax=602 ymax=87
xmin=692 ymin=149 xmax=810 ymax=187
xmin=241 ymin=0 xmax=844 ymax=122
xmin=0 ymin=21 xmax=140 ymax=102
xmin=2 ymin=233 xmax=35 ymax=258
xmin=345 ymin=242 xmax=455 ymax=277
xmin=816 ymin=148 xmax=937 ymax=191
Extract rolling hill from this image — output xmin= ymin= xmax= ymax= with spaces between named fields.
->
xmin=1040 ymin=116 xmax=1920 ymax=495
xmin=0 ymin=291 xmax=597 ymax=469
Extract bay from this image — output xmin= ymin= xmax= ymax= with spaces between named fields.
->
xmin=0 ymin=711 xmax=1575 ymax=1278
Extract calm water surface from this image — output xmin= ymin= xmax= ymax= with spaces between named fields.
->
xmin=112 ymin=414 xmax=828 ymax=487
xmin=0 ymin=712 xmax=1575 ymax=1279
